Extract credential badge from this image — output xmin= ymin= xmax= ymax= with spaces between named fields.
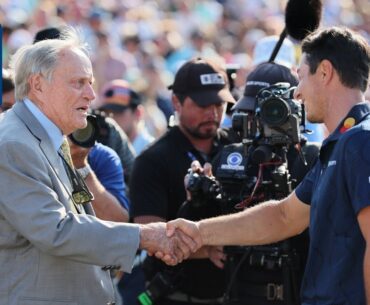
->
xmin=200 ymin=73 xmax=225 ymax=85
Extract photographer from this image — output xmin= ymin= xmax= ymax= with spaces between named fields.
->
xmin=208 ymin=62 xmax=320 ymax=305
xmin=130 ymin=57 xmax=236 ymax=305
xmin=88 ymin=110 xmax=137 ymax=183
xmin=68 ymin=139 xmax=130 ymax=222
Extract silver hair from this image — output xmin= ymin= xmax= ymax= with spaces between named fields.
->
xmin=9 ymin=26 xmax=90 ymax=101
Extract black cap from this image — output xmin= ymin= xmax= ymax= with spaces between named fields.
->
xmin=234 ymin=62 xmax=298 ymax=111
xmin=169 ymin=58 xmax=235 ymax=106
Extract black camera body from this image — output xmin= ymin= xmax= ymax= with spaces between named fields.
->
xmin=255 ymin=82 xmax=303 ymax=146
xmin=186 ymin=169 xmax=220 ymax=208
xmin=232 ymin=82 xmax=303 ymax=147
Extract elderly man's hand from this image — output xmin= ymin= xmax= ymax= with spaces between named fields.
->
xmin=139 ymin=222 xmax=198 ymax=265
xmin=166 ymin=218 xmax=203 ymax=253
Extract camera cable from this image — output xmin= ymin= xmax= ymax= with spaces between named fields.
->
xmin=222 ymin=247 xmax=252 ymax=305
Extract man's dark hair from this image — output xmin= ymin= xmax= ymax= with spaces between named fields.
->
xmin=302 ymin=27 xmax=370 ymax=92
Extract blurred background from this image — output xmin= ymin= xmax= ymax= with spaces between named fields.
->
xmin=1 ymin=0 xmax=369 ymax=137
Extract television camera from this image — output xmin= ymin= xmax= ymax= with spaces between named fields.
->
xmin=187 ymin=82 xmax=306 ymax=211
xmin=186 ymin=82 xmax=308 ymax=305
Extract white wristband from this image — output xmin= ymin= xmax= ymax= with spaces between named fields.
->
xmin=76 ymin=164 xmax=92 ymax=179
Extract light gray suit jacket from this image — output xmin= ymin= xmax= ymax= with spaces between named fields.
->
xmin=0 ymin=102 xmax=140 ymax=305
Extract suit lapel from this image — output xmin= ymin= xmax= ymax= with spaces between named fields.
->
xmin=13 ymin=102 xmax=68 ymax=180
xmin=12 ymin=102 xmax=80 ymax=213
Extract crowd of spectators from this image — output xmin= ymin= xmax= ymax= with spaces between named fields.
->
xmin=1 ymin=2 xmax=369 ymax=305
xmin=2 ymin=0 xmax=369 ymax=134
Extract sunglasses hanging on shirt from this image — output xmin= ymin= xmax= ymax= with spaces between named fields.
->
xmin=59 ymin=154 xmax=94 ymax=205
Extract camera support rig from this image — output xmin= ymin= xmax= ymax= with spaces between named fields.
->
xmin=186 ymin=82 xmax=308 ymax=305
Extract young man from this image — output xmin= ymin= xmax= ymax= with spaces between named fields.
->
xmin=168 ymin=27 xmax=370 ymax=305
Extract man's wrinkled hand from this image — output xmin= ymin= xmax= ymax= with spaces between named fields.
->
xmin=139 ymin=222 xmax=198 ymax=266
xmin=166 ymin=218 xmax=203 ymax=252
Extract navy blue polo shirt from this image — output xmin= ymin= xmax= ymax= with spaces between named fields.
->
xmin=295 ymin=102 xmax=370 ymax=305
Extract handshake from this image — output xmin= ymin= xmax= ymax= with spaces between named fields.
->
xmin=138 ymin=218 xmax=204 ymax=266
xmin=138 ymin=161 xmax=220 ymax=266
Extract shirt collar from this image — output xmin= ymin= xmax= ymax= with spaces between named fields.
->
xmin=24 ymin=98 xmax=64 ymax=151
xmin=322 ymin=102 xmax=370 ymax=146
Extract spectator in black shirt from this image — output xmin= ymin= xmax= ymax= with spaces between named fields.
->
xmin=130 ymin=57 xmax=236 ymax=305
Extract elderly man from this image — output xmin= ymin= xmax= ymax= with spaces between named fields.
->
xmin=168 ymin=27 xmax=370 ymax=305
xmin=0 ymin=27 xmax=195 ymax=305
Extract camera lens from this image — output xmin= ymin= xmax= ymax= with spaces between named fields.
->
xmin=260 ymin=97 xmax=289 ymax=126
xmin=69 ymin=115 xmax=99 ymax=148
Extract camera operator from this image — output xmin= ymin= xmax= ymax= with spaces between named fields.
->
xmin=88 ymin=109 xmax=137 ymax=183
xmin=68 ymin=138 xmax=130 ymax=222
xmin=208 ymin=61 xmax=320 ymax=305
xmin=130 ymin=57 xmax=236 ymax=305
xmin=168 ymin=27 xmax=370 ymax=305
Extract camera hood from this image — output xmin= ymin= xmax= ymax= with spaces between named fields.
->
xmin=69 ymin=115 xmax=99 ymax=148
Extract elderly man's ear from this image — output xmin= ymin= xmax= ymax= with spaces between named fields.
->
xmin=28 ymin=74 xmax=46 ymax=100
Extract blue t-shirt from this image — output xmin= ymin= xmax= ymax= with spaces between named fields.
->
xmin=88 ymin=143 xmax=130 ymax=211
xmin=295 ymin=103 xmax=370 ymax=304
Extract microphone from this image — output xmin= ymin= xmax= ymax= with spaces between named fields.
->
xmin=285 ymin=0 xmax=322 ymax=41
xmin=269 ymin=0 xmax=322 ymax=63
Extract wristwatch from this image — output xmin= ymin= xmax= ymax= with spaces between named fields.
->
xmin=76 ymin=164 xmax=92 ymax=179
